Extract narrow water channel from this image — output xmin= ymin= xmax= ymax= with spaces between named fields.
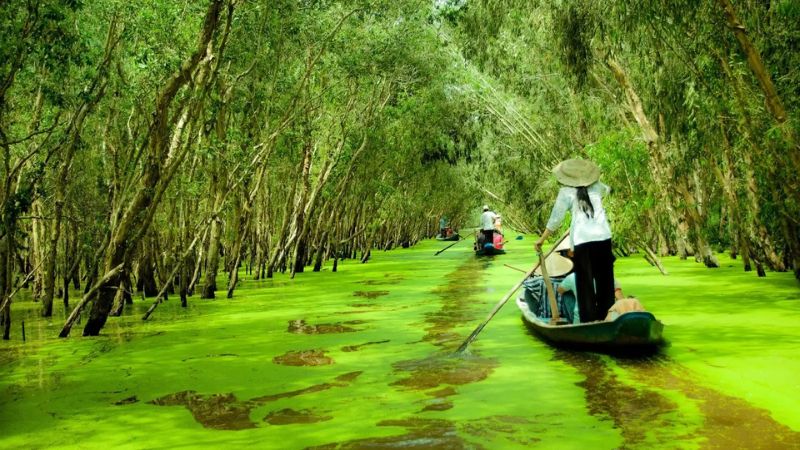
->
xmin=1 ymin=237 xmax=799 ymax=449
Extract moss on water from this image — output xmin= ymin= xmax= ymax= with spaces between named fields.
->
xmin=1 ymin=236 xmax=799 ymax=448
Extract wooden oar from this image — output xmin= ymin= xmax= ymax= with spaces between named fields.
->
xmin=503 ymin=264 xmax=526 ymax=273
xmin=537 ymin=249 xmax=561 ymax=324
xmin=456 ymin=230 xmax=570 ymax=353
xmin=434 ymin=235 xmax=466 ymax=256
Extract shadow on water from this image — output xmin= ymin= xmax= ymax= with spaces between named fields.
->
xmin=287 ymin=319 xmax=366 ymax=334
xmin=305 ymin=416 xmax=547 ymax=449
xmin=359 ymin=273 xmax=405 ymax=286
xmin=391 ymin=353 xmax=495 ymax=391
xmin=306 ymin=418 xmax=466 ymax=450
xmin=553 ymin=350 xmax=683 ymax=448
xmin=616 ymin=355 xmax=800 ymax=449
xmin=352 ymin=290 xmax=389 ymax=299
xmin=264 ymin=408 xmax=333 ymax=425
xmin=554 ymin=349 xmax=800 ymax=449
xmin=314 ymin=256 xmax=504 ymax=448
xmin=422 ymin=257 xmax=494 ymax=350
xmin=391 ymin=256 xmax=498 ymax=391
xmin=273 ymin=349 xmax=334 ymax=366
xmin=148 ymin=371 xmax=362 ymax=430
xmin=340 ymin=340 xmax=390 ymax=352
xmin=149 ymin=391 xmax=257 ymax=430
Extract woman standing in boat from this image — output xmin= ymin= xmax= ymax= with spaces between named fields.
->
xmin=534 ymin=158 xmax=615 ymax=323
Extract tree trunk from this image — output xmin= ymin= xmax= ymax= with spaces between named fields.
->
xmin=0 ymin=229 xmax=13 ymax=340
xmin=109 ymin=269 xmax=133 ymax=317
xmin=268 ymin=168 xmax=300 ymax=275
xmin=136 ymin=240 xmax=159 ymax=297
xmin=82 ymin=0 xmax=224 ymax=336
xmin=180 ymin=263 xmax=189 ymax=308
xmin=717 ymin=54 xmax=789 ymax=273
xmin=30 ymin=201 xmax=44 ymax=301
xmin=640 ymin=242 xmax=668 ymax=275
xmin=607 ymin=59 xmax=689 ymax=262
xmin=288 ymin=135 xmax=313 ymax=279
xmin=718 ymin=0 xmax=789 ymax=126
xmin=40 ymin=203 xmax=60 ymax=317
xmin=226 ymin=193 xmax=251 ymax=299
xmin=226 ymin=216 xmax=247 ymax=298
xmin=188 ymin=241 xmax=204 ymax=296
xmin=41 ymin=20 xmax=119 ymax=316
xmin=676 ymin=181 xmax=719 ymax=268
xmin=200 ymin=207 xmax=223 ymax=299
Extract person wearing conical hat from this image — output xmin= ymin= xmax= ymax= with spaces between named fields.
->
xmin=533 ymin=252 xmax=574 ymax=278
xmin=522 ymin=252 xmax=578 ymax=322
xmin=534 ymin=158 xmax=615 ymax=323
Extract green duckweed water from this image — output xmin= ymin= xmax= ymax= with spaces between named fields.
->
xmin=1 ymin=236 xmax=799 ymax=449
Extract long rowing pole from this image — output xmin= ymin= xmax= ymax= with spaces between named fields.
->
xmin=435 ymin=225 xmax=480 ymax=256
xmin=455 ymin=230 xmax=570 ymax=353
xmin=503 ymin=263 xmax=526 ymax=273
xmin=434 ymin=235 xmax=467 ymax=256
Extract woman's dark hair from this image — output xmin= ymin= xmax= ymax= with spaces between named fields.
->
xmin=576 ymin=186 xmax=594 ymax=218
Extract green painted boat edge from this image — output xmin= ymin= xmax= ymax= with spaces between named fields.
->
xmin=515 ymin=297 xmax=665 ymax=350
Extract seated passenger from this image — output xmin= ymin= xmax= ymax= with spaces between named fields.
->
xmin=604 ymin=297 xmax=646 ymax=321
xmin=555 ymin=272 xmax=580 ymax=323
xmin=557 ymin=274 xmax=625 ymax=322
xmin=523 ymin=254 xmax=576 ymax=322
xmin=492 ymin=231 xmax=504 ymax=249
xmin=475 ymin=230 xmax=485 ymax=249
xmin=554 ymin=238 xmax=573 ymax=258
xmin=613 ymin=280 xmax=625 ymax=301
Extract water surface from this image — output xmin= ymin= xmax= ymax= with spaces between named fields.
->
xmin=1 ymin=236 xmax=799 ymax=448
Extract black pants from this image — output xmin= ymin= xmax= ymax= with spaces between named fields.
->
xmin=573 ymin=239 xmax=615 ymax=322
xmin=481 ymin=230 xmax=494 ymax=246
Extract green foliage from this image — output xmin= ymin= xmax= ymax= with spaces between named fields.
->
xmin=553 ymin=2 xmax=594 ymax=89
xmin=441 ymin=0 xmax=799 ymax=269
xmin=1 ymin=0 xmax=799 ymax=334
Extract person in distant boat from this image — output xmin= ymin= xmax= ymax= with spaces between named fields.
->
xmin=492 ymin=215 xmax=504 ymax=248
xmin=535 ymin=158 xmax=615 ymax=323
xmin=479 ymin=205 xmax=498 ymax=246
xmin=439 ymin=217 xmax=448 ymax=237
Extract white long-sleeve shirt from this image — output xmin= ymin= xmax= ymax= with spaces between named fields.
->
xmin=480 ymin=211 xmax=497 ymax=231
xmin=545 ymin=182 xmax=612 ymax=247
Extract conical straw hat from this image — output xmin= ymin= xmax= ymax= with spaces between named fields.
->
xmin=554 ymin=238 xmax=572 ymax=253
xmin=552 ymin=158 xmax=601 ymax=187
xmin=534 ymin=253 xmax=574 ymax=278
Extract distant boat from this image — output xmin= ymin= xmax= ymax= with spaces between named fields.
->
xmin=515 ymin=297 xmax=664 ymax=351
xmin=475 ymin=242 xmax=505 ymax=256
xmin=436 ymin=233 xmax=460 ymax=241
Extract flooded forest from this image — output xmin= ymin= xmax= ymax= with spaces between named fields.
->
xmin=1 ymin=0 xmax=799 ymax=448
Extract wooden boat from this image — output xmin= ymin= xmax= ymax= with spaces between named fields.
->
xmin=436 ymin=233 xmax=460 ymax=241
xmin=475 ymin=243 xmax=505 ymax=256
xmin=515 ymin=297 xmax=664 ymax=350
